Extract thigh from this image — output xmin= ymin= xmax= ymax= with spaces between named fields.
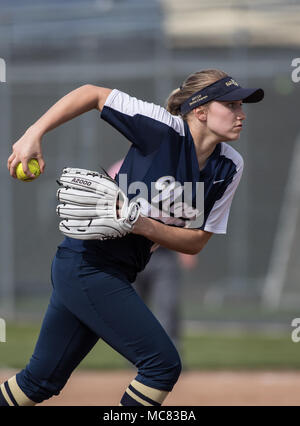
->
xmin=25 ymin=289 xmax=99 ymax=387
xmin=52 ymin=250 xmax=178 ymax=371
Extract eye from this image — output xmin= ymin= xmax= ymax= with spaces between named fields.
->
xmin=227 ymin=101 xmax=242 ymax=109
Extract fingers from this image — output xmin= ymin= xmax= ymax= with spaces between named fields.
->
xmin=7 ymin=127 xmax=45 ymax=179
xmin=8 ymin=157 xmax=31 ymax=179
xmin=7 ymin=152 xmax=14 ymax=170
xmin=21 ymin=160 xmax=35 ymax=179
xmin=8 ymin=156 xmax=20 ymax=178
xmin=7 ymin=151 xmax=45 ymax=179
xmin=36 ymin=155 xmax=46 ymax=173
xmin=38 ymin=158 xmax=46 ymax=174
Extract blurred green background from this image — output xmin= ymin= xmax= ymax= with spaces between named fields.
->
xmin=2 ymin=322 xmax=300 ymax=370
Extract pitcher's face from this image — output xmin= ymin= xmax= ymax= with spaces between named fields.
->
xmin=206 ymin=100 xmax=246 ymax=141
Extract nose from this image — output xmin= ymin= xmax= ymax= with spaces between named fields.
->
xmin=237 ymin=106 xmax=246 ymax=121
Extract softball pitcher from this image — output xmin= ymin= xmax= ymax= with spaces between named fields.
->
xmin=1 ymin=69 xmax=264 ymax=406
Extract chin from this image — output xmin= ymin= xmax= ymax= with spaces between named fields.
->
xmin=222 ymin=135 xmax=240 ymax=142
xmin=228 ymin=132 xmax=242 ymax=141
xmin=214 ymin=130 xmax=241 ymax=143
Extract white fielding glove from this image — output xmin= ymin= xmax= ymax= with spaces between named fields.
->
xmin=56 ymin=167 xmax=140 ymax=240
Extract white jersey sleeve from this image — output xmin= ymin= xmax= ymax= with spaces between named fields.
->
xmin=204 ymin=144 xmax=244 ymax=234
xmin=101 ymin=89 xmax=185 ymax=154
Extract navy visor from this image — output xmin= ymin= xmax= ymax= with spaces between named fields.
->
xmin=180 ymin=76 xmax=264 ymax=115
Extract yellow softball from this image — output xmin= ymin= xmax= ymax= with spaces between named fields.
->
xmin=16 ymin=159 xmax=41 ymax=182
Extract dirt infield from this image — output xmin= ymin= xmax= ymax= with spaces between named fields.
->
xmin=1 ymin=370 xmax=300 ymax=405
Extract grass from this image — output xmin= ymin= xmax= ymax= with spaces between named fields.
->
xmin=181 ymin=332 xmax=300 ymax=370
xmin=0 ymin=322 xmax=299 ymax=370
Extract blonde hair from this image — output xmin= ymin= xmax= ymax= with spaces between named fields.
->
xmin=166 ymin=69 xmax=228 ymax=119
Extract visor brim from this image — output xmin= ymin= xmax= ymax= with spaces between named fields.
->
xmin=216 ymin=88 xmax=264 ymax=103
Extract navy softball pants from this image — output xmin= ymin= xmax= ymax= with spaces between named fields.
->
xmin=15 ymin=247 xmax=182 ymax=404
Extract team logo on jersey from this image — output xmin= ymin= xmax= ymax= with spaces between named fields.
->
xmin=118 ymin=174 xmax=204 ymax=229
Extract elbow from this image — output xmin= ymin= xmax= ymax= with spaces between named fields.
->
xmin=78 ymin=84 xmax=100 ymax=110
xmin=192 ymin=247 xmax=202 ymax=255
xmin=82 ymin=83 xmax=93 ymax=89
xmin=80 ymin=84 xmax=111 ymax=111
xmin=189 ymin=239 xmax=208 ymax=254
xmin=186 ymin=246 xmax=202 ymax=255
xmin=81 ymin=83 xmax=97 ymax=94
xmin=187 ymin=230 xmax=212 ymax=254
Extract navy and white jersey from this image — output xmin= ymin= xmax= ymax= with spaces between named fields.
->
xmin=59 ymin=89 xmax=243 ymax=282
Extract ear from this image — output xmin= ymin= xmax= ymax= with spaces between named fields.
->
xmin=193 ymin=106 xmax=207 ymax=122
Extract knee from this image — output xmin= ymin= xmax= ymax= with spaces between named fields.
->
xmin=138 ymin=346 xmax=182 ymax=391
xmin=165 ymin=352 xmax=182 ymax=387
